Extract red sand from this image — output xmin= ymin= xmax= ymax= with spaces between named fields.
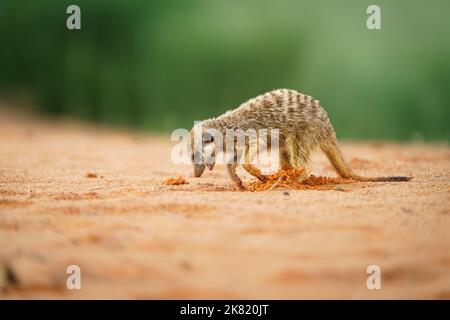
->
xmin=163 ymin=176 xmax=189 ymax=186
xmin=0 ymin=110 xmax=449 ymax=299
xmin=246 ymin=167 xmax=354 ymax=191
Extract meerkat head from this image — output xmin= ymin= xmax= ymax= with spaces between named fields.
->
xmin=190 ymin=120 xmax=218 ymax=177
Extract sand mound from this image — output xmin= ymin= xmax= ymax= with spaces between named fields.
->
xmin=163 ymin=176 xmax=189 ymax=185
xmin=246 ymin=168 xmax=354 ymax=191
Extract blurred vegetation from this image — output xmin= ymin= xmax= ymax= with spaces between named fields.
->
xmin=0 ymin=0 xmax=449 ymax=140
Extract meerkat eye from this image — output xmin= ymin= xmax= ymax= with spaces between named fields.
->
xmin=203 ymin=132 xmax=214 ymax=143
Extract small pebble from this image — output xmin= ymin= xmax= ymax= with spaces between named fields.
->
xmin=179 ymin=260 xmax=193 ymax=271
xmin=86 ymin=172 xmax=98 ymax=178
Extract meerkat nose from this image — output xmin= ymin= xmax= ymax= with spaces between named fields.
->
xmin=194 ymin=164 xmax=206 ymax=177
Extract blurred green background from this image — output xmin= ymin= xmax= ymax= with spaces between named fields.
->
xmin=1 ymin=0 xmax=449 ymax=140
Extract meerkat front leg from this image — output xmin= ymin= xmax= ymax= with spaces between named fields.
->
xmin=242 ymin=142 xmax=293 ymax=178
xmin=242 ymin=142 xmax=268 ymax=181
xmin=227 ymin=163 xmax=245 ymax=190
xmin=286 ymin=136 xmax=310 ymax=182
xmin=227 ymin=146 xmax=246 ymax=190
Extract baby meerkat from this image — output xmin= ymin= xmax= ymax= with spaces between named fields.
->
xmin=190 ymin=88 xmax=411 ymax=190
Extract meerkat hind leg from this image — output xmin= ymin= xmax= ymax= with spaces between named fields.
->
xmin=279 ymin=146 xmax=293 ymax=170
xmin=286 ymin=136 xmax=310 ymax=183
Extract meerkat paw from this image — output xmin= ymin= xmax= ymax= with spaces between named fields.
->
xmin=293 ymin=167 xmax=309 ymax=183
xmin=242 ymin=164 xmax=268 ymax=181
xmin=233 ymin=184 xmax=246 ymax=191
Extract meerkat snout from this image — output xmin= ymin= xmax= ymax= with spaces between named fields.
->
xmin=190 ymin=127 xmax=216 ymax=177
xmin=192 ymin=150 xmax=215 ymax=177
xmin=193 ymin=163 xmax=206 ymax=177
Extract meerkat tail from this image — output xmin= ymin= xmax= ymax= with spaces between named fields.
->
xmin=320 ymin=139 xmax=411 ymax=182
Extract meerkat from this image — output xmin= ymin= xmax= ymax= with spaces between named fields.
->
xmin=190 ymin=88 xmax=411 ymax=190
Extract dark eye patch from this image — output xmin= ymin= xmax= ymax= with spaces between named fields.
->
xmin=203 ymin=132 xmax=214 ymax=143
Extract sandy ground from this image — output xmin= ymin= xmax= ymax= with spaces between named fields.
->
xmin=0 ymin=111 xmax=449 ymax=299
